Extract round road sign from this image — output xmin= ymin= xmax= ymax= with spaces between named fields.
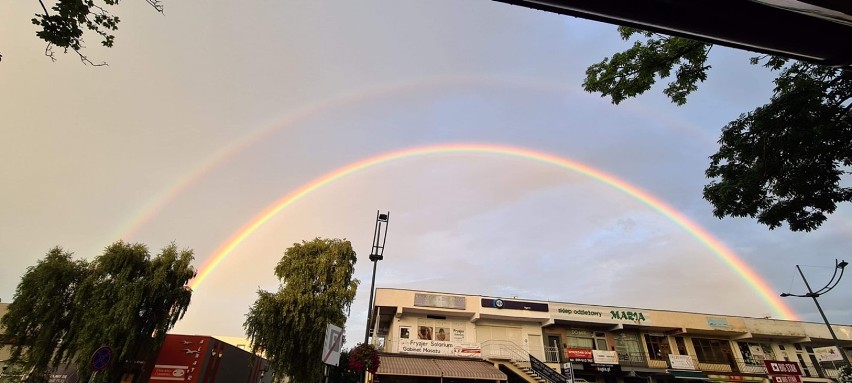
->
xmin=90 ymin=346 xmax=113 ymax=371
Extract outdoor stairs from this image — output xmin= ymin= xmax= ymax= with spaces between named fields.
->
xmin=510 ymin=360 xmax=549 ymax=383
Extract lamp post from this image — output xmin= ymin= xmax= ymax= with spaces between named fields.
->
xmin=364 ymin=211 xmax=390 ymax=345
xmin=780 ymin=259 xmax=850 ymax=365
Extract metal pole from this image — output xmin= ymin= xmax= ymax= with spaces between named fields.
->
xmin=364 ymin=259 xmax=379 ymax=345
xmin=796 ymin=265 xmax=850 ymax=365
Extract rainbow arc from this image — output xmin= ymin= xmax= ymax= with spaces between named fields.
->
xmin=185 ymin=143 xmax=798 ymax=320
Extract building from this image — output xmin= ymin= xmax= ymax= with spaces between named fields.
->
xmin=139 ymin=334 xmax=271 ymax=383
xmin=368 ymin=288 xmax=852 ymax=383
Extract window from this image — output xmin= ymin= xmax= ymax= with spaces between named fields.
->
xmin=400 ymin=327 xmax=410 ymax=339
xmin=644 ymin=334 xmax=671 ymax=361
xmin=675 ymin=337 xmax=688 ymax=355
xmin=615 ymin=332 xmax=643 ymax=361
xmin=692 ymin=338 xmax=730 ymax=363
xmin=567 ymin=329 xmax=595 ymax=349
xmin=737 ymin=342 xmax=774 ymax=365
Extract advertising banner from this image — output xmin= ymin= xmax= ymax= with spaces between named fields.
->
xmin=763 ymin=360 xmax=802 ymax=376
xmin=567 ymin=348 xmax=594 ymax=362
xmin=668 ymin=354 xmax=697 ymax=370
xmin=771 ymin=376 xmax=803 ymax=383
xmin=813 ymin=346 xmax=843 ymax=362
xmin=399 ymin=339 xmax=481 ymax=358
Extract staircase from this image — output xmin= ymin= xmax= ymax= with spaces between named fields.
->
xmin=481 ymin=340 xmax=564 ymax=383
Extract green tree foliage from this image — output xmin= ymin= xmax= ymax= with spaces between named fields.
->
xmin=244 ymin=238 xmax=359 ymax=383
xmin=1 ymin=248 xmax=87 ymax=382
xmin=1 ymin=241 xmax=195 ymax=382
xmin=584 ymin=27 xmax=852 ymax=231
xmin=327 ymin=349 xmax=359 ymax=383
xmin=9 ymin=0 xmax=164 ymax=65
xmin=840 ymin=364 xmax=852 ymax=383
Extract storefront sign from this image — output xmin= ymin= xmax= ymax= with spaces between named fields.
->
xmin=414 ymin=293 xmax=466 ymax=310
xmin=151 ymin=365 xmax=189 ymax=380
xmin=582 ymin=362 xmax=621 ymax=374
xmin=567 ymin=348 xmax=594 ymax=362
xmin=399 ymin=339 xmax=481 ymax=358
xmin=707 ymin=318 xmax=730 ymax=329
xmin=610 ymin=310 xmax=647 ymax=323
xmin=771 ymin=376 xmax=802 ymax=383
xmin=763 ymin=360 xmax=802 ymax=375
xmin=708 ymin=374 xmax=764 ymax=382
xmin=813 ymin=346 xmax=843 ymax=362
xmin=668 ymin=354 xmax=697 ymax=370
xmin=592 ymin=350 xmax=619 ymax=364
xmin=551 ymin=304 xmax=650 ymax=324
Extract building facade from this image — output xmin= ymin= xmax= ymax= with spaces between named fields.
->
xmin=369 ymin=288 xmax=852 ymax=383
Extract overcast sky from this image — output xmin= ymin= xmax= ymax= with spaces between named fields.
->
xmin=2 ymin=1 xmax=850 ymax=348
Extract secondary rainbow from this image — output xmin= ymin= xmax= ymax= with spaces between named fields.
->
xmin=189 ymin=142 xmax=798 ymax=320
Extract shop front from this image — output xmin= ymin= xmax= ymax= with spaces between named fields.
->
xmin=373 ymin=354 xmax=507 ymax=383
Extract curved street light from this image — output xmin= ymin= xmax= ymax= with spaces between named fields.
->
xmin=780 ymin=259 xmax=850 ymax=365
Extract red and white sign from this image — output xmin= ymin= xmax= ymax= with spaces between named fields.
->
xmin=771 ymin=375 xmax=803 ymax=383
xmin=151 ymin=365 xmax=189 ymax=381
xmin=567 ymin=348 xmax=593 ymax=362
xmin=764 ymin=360 xmax=802 ymax=375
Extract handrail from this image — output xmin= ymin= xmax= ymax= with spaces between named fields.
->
xmin=480 ymin=340 xmax=530 ymax=362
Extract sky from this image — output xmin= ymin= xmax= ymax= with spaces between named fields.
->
xmin=1 ymin=1 xmax=850 ymax=349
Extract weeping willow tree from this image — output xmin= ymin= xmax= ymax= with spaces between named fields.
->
xmin=244 ymin=238 xmax=359 ymax=383
xmin=1 ymin=241 xmax=196 ymax=383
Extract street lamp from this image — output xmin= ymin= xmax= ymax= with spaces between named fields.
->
xmin=364 ymin=211 xmax=390 ymax=345
xmin=780 ymin=259 xmax=850 ymax=365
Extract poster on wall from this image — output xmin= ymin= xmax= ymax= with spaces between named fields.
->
xmin=417 ymin=326 xmax=433 ymax=340
xmin=452 ymin=328 xmax=465 ymax=342
xmin=435 ymin=327 xmax=451 ymax=342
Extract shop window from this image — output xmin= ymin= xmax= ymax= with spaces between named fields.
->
xmin=644 ymin=334 xmax=671 ymax=361
xmin=567 ymin=329 xmax=595 ymax=349
xmin=615 ymin=332 xmax=643 ymax=361
xmin=692 ymin=338 xmax=730 ymax=363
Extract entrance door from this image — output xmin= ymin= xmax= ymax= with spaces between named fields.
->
xmin=529 ymin=334 xmax=545 ymax=361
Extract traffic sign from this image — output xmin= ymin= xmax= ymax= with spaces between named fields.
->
xmin=90 ymin=346 xmax=113 ymax=372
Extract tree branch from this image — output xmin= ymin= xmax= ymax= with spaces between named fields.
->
xmin=38 ymin=0 xmax=49 ymax=15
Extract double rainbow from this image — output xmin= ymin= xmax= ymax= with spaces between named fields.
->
xmin=186 ymin=142 xmax=797 ymax=320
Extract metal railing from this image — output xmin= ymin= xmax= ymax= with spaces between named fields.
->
xmin=544 ymin=346 xmax=560 ymax=363
xmin=481 ymin=340 xmax=532 ymax=371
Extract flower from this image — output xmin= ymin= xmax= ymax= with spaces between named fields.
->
xmin=349 ymin=343 xmax=381 ymax=374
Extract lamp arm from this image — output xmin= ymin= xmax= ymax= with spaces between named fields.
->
xmin=813 ymin=260 xmax=845 ymax=295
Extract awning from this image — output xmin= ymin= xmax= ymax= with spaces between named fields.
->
xmin=377 ymin=355 xmax=507 ymax=381
xmin=669 ymin=370 xmax=710 ymax=380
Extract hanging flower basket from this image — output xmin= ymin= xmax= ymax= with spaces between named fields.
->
xmin=349 ymin=343 xmax=381 ymax=374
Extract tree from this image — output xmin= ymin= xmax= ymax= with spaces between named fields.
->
xmin=583 ymin=27 xmax=851 ymax=231
xmin=244 ymin=238 xmax=359 ymax=383
xmin=0 ymin=241 xmax=196 ymax=383
xmin=327 ymin=349 xmax=360 ymax=383
xmin=7 ymin=0 xmax=164 ymax=65
xmin=840 ymin=364 xmax=852 ymax=383
xmin=0 ymin=247 xmax=87 ymax=382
